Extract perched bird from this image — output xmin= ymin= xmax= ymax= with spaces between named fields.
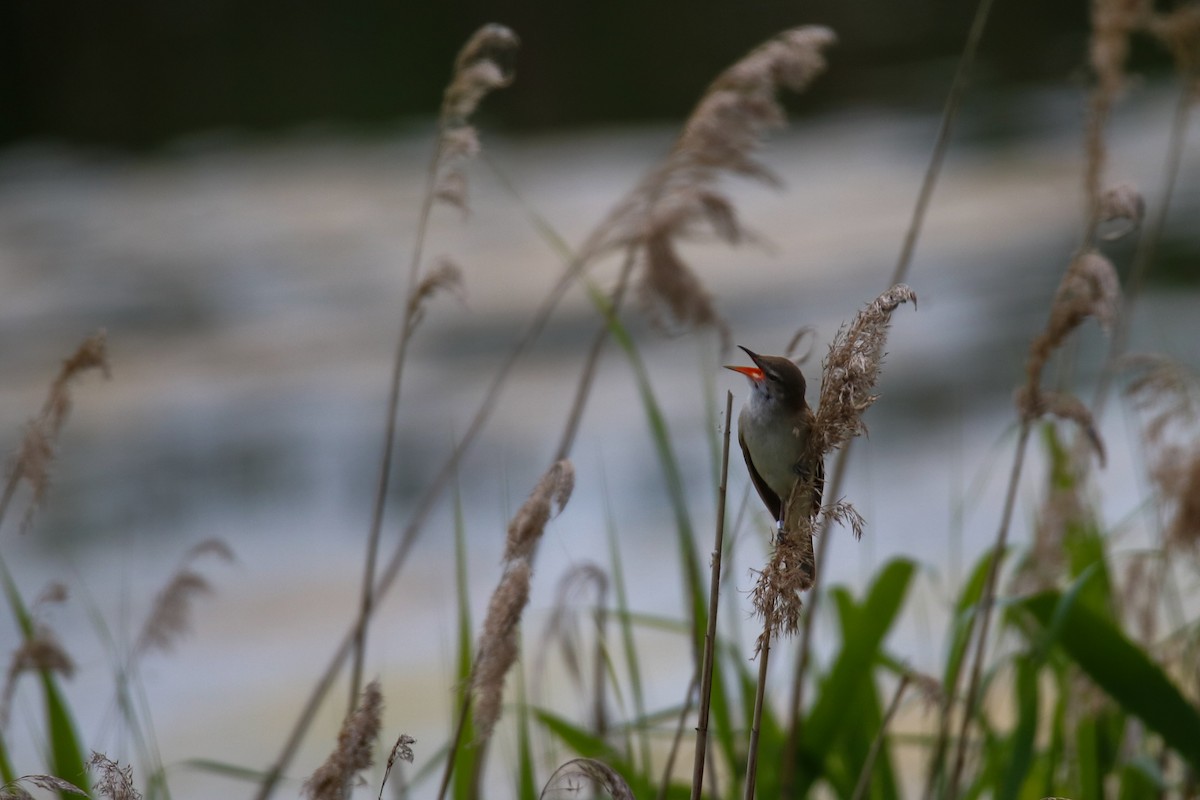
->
xmin=725 ymin=346 xmax=824 ymax=526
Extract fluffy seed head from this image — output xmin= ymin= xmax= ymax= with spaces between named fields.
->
xmin=302 ymin=681 xmax=384 ymax=800
xmin=813 ymin=284 xmax=917 ymax=454
xmin=472 ymin=560 xmax=532 ymax=740
xmin=504 ymin=460 xmax=574 ymax=563
xmin=89 ymin=753 xmax=141 ymax=800
xmin=580 ymin=26 xmax=835 ymax=340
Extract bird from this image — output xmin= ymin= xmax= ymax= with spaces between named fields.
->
xmin=725 ymin=346 xmax=824 ymax=527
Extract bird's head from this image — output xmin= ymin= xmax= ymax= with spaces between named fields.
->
xmin=725 ymin=346 xmax=808 ymax=407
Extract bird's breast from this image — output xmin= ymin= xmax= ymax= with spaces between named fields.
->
xmin=738 ymin=398 xmax=809 ymax=500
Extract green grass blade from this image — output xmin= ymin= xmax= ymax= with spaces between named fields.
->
xmin=996 ymin=656 xmax=1038 ymax=800
xmin=515 ymin=664 xmax=538 ymax=800
xmin=582 ymin=279 xmax=740 ymax=772
xmin=0 ymin=730 xmax=16 ymax=785
xmin=0 ymin=556 xmax=90 ymax=796
xmin=604 ymin=492 xmax=653 ymax=776
xmin=180 ymin=758 xmax=273 ymax=782
xmin=450 ymin=479 xmax=479 ymax=800
xmin=1020 ymin=590 xmax=1200 ymax=770
xmin=796 ymin=559 xmax=915 ymax=794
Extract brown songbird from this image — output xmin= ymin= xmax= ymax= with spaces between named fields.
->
xmin=725 ymin=346 xmax=824 ymax=525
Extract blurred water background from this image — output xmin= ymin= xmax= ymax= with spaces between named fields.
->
xmin=2 ymin=4 xmax=1199 ymax=797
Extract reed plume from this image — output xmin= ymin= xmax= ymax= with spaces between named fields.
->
xmin=2 ymin=331 xmax=109 ymax=534
xmin=89 ymin=753 xmax=140 ymax=800
xmin=472 ymin=460 xmax=574 ymax=741
xmin=579 ymin=26 xmax=836 ymax=339
xmin=751 ymin=285 xmax=916 ymax=642
xmin=134 ymin=539 xmax=234 ymax=658
xmin=303 ymin=680 xmax=384 ymax=800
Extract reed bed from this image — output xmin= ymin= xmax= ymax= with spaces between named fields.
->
xmin=3 ymin=5 xmax=1200 ymax=800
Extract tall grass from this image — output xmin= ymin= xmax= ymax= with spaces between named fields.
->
xmin=3 ymin=7 xmax=1200 ymax=800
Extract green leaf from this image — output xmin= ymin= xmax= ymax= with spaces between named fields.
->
xmin=796 ymin=559 xmax=915 ymax=792
xmin=0 ymin=556 xmax=90 ymax=797
xmin=535 ymin=709 xmax=624 ymax=763
xmin=450 ymin=480 xmax=479 ymax=800
xmin=1020 ymin=590 xmax=1200 ymax=770
xmin=996 ymin=657 xmax=1038 ymax=800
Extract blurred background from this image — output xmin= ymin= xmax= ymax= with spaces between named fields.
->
xmin=2 ymin=1 xmax=1198 ymax=797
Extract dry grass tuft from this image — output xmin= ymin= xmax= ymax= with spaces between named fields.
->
xmin=1097 ymin=181 xmax=1145 ymax=240
xmin=812 ymin=284 xmax=917 ymax=455
xmin=540 ymin=757 xmax=635 ymax=800
xmin=434 ymin=24 xmax=519 ymax=214
xmin=471 ymin=558 xmax=531 ymax=740
xmin=378 ymin=733 xmax=416 ymax=799
xmin=750 ymin=534 xmax=815 ymax=645
xmin=89 ymin=753 xmax=141 ymax=800
xmin=1148 ymin=2 xmax=1200 ymax=72
xmin=407 ymin=258 xmax=467 ymax=333
xmin=503 ymin=459 xmax=574 ymax=564
xmin=5 ymin=331 xmax=110 ymax=533
xmin=303 ymin=680 xmax=384 ymax=800
xmin=1027 ymin=251 xmax=1121 ymax=387
xmin=579 ymin=26 xmax=836 ymax=341
xmin=538 ymin=563 xmax=608 ymax=694
xmin=134 ymin=539 xmax=234 ymax=657
xmin=1127 ymin=356 xmax=1200 ymax=555
xmin=1016 ymin=388 xmax=1107 ymax=465
xmin=1 ymin=774 xmax=87 ymax=798
xmin=473 ymin=459 xmax=574 ymax=741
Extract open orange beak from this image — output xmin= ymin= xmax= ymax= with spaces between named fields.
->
xmin=724 ymin=345 xmax=765 ymax=381
xmin=725 ymin=364 xmax=764 ymax=380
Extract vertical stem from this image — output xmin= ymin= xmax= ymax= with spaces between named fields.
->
xmin=780 ymin=442 xmax=851 ymax=797
xmin=435 ymin=693 xmax=474 ymax=800
xmin=690 ymin=391 xmax=735 ymax=800
xmin=889 ymin=0 xmax=994 ymax=288
xmin=850 ymin=674 xmax=911 ymax=800
xmin=947 ymin=419 xmax=1032 ymax=798
xmin=743 ymin=629 xmax=773 ymax=800
xmin=350 ymin=137 xmax=445 ymax=711
xmin=657 ymin=672 xmax=700 ymax=800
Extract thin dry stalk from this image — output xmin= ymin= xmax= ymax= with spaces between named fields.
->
xmin=689 ymin=391 xmax=734 ymax=800
xmin=350 ymin=22 xmax=519 ymax=711
xmin=742 ymin=626 xmax=773 ymax=800
xmin=377 ymin=733 xmax=416 ymax=800
xmin=947 ymin=420 xmax=1033 ymax=796
xmin=536 ymin=563 xmax=610 ymax=734
xmin=850 ymin=674 xmax=912 ymax=800
xmin=658 ymin=671 xmax=699 ymax=800
xmin=0 ymin=331 xmax=110 ymax=534
xmin=781 ymin=444 xmax=851 ymax=798
xmin=303 ymin=681 xmax=384 ymax=800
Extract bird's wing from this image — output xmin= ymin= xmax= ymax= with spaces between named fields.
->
xmin=739 ymin=427 xmax=783 ymax=522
